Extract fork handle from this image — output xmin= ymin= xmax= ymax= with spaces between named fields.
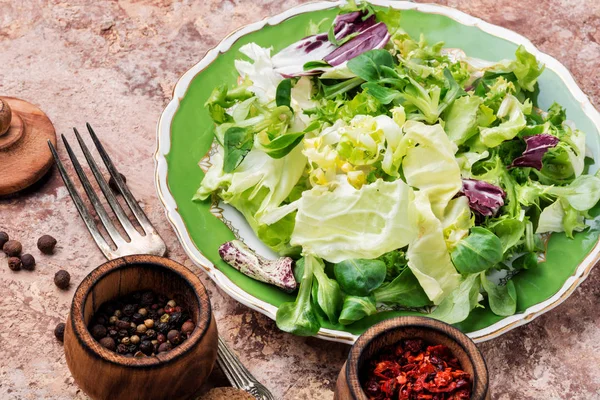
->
xmin=216 ymin=336 xmax=275 ymax=400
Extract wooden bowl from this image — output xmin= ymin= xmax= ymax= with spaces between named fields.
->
xmin=334 ymin=316 xmax=489 ymax=400
xmin=64 ymin=255 xmax=218 ymax=400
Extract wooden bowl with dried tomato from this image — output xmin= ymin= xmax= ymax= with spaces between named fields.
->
xmin=334 ymin=316 xmax=489 ymax=400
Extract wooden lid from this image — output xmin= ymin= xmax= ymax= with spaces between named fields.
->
xmin=0 ymin=97 xmax=56 ymax=196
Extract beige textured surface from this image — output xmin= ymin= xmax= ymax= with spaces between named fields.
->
xmin=1 ymin=1 xmax=599 ymax=399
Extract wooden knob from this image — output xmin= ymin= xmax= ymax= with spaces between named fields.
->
xmin=0 ymin=99 xmax=12 ymax=136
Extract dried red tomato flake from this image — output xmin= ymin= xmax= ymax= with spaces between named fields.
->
xmin=361 ymin=339 xmax=472 ymax=400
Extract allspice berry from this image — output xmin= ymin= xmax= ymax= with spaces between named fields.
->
xmin=54 ymin=270 xmax=71 ymax=289
xmin=99 ymin=337 xmax=116 ymax=351
xmin=91 ymin=324 xmax=107 ymax=339
xmin=157 ymin=342 xmax=172 ymax=353
xmin=0 ymin=231 xmax=9 ymax=248
xmin=181 ymin=321 xmax=195 ymax=336
xmin=108 ymin=173 xmax=126 ymax=193
xmin=8 ymin=257 xmax=22 ymax=271
xmin=3 ymin=240 xmax=22 ymax=256
xmin=38 ymin=235 xmax=57 ymax=254
xmin=167 ymin=330 xmax=182 ymax=345
xmin=54 ymin=323 xmax=66 ymax=342
xmin=20 ymin=254 xmax=36 ymax=271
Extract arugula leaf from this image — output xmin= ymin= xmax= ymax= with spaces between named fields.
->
xmin=481 ymin=274 xmax=517 ymax=316
xmin=223 ymin=127 xmax=253 ymax=173
xmin=276 ymin=78 xmax=293 ymax=108
xmin=451 ymin=227 xmax=503 ymax=274
xmin=347 ymin=49 xmax=395 ymax=82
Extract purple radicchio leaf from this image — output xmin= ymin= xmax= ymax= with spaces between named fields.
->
xmin=461 ymin=179 xmax=507 ymax=217
xmin=510 ymin=134 xmax=560 ymax=170
xmin=219 ymin=240 xmax=297 ymax=293
xmin=323 ymin=22 xmax=391 ymax=66
xmin=272 ymin=11 xmax=379 ymax=77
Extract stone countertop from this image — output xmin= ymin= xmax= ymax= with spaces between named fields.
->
xmin=1 ymin=0 xmax=599 ymax=399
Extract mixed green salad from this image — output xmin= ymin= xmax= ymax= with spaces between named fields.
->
xmin=195 ymin=2 xmax=600 ymax=335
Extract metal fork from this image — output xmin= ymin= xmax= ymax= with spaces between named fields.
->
xmin=48 ymin=123 xmax=275 ymax=400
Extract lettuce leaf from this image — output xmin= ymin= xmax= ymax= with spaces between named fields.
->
xmin=407 ymin=192 xmax=461 ymax=305
xmin=399 ymin=121 xmax=462 ymax=218
xmin=479 ymin=94 xmax=531 ymax=148
xmin=429 ymin=273 xmax=481 ymax=324
xmin=290 ymin=179 xmax=417 ymax=263
xmin=443 ymin=95 xmax=483 ymax=146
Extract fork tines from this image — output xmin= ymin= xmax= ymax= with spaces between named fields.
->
xmin=47 ymin=123 xmax=166 ymax=259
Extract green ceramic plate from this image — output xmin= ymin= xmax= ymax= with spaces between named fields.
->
xmin=156 ymin=1 xmax=600 ymax=343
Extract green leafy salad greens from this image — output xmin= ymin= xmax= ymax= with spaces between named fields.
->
xmin=194 ymin=3 xmax=600 ymax=335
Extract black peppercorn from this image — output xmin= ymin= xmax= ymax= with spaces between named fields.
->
xmin=127 ymin=344 xmax=138 ymax=353
xmin=0 ymin=231 xmax=9 ymax=248
xmin=157 ymin=333 xmax=166 ymax=344
xmin=90 ymin=324 xmax=107 ymax=339
xmin=8 ymin=257 xmax=22 ymax=271
xmin=139 ymin=340 xmax=153 ymax=355
xmin=108 ymin=329 xmax=118 ymax=338
xmin=132 ymin=312 xmax=144 ymax=324
xmin=156 ymin=322 xmax=169 ymax=334
xmin=54 ymin=270 xmax=70 ymax=290
xmin=37 ymin=235 xmax=57 ymax=254
xmin=167 ymin=330 xmax=181 ymax=345
xmin=54 ymin=323 xmax=66 ymax=342
xmin=116 ymin=343 xmax=128 ymax=354
xmin=118 ymin=329 xmax=129 ymax=339
xmin=99 ymin=337 xmax=116 ymax=351
xmin=123 ymin=304 xmax=136 ymax=317
xmin=170 ymin=312 xmax=182 ymax=325
xmin=108 ymin=172 xmax=126 ymax=193
xmin=95 ymin=315 xmax=107 ymax=326
xmin=20 ymin=254 xmax=36 ymax=271
xmin=157 ymin=294 xmax=167 ymax=304
xmin=140 ymin=291 xmax=154 ymax=306
xmin=3 ymin=240 xmax=22 ymax=257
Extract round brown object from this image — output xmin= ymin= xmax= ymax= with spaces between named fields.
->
xmin=54 ymin=323 xmax=66 ymax=342
xmin=0 ymin=99 xmax=11 ymax=136
xmin=38 ymin=235 xmax=57 ymax=254
xmin=200 ymin=387 xmax=255 ymax=400
xmin=0 ymin=231 xmax=9 ymax=248
xmin=8 ymin=257 xmax=22 ymax=271
xmin=20 ymin=254 xmax=36 ymax=270
xmin=99 ymin=337 xmax=116 ymax=351
xmin=54 ymin=270 xmax=71 ymax=290
xmin=0 ymin=97 xmax=57 ymax=196
xmin=3 ymin=240 xmax=22 ymax=256
xmin=108 ymin=172 xmax=126 ymax=193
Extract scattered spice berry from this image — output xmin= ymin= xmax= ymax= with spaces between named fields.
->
xmin=0 ymin=231 xmax=8 ymax=248
xmin=3 ymin=240 xmax=22 ymax=256
xmin=20 ymin=254 xmax=36 ymax=271
xmin=108 ymin=172 xmax=126 ymax=193
xmin=54 ymin=323 xmax=66 ymax=342
xmin=37 ymin=235 xmax=57 ymax=254
xmin=54 ymin=270 xmax=71 ymax=289
xmin=362 ymin=339 xmax=472 ymax=400
xmin=89 ymin=290 xmax=192 ymax=357
xmin=8 ymin=257 xmax=22 ymax=271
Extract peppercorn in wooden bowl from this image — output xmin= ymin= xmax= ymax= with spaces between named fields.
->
xmin=64 ymin=255 xmax=218 ymax=400
xmin=334 ymin=316 xmax=489 ymax=400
